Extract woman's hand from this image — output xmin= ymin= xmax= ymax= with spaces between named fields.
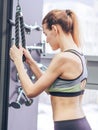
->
xmin=23 ymin=48 xmax=36 ymax=65
xmin=10 ymin=44 xmax=23 ymax=62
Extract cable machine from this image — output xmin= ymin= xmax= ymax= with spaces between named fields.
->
xmin=0 ymin=0 xmax=43 ymax=129
xmin=9 ymin=0 xmax=44 ymax=58
xmin=8 ymin=0 xmax=41 ymax=109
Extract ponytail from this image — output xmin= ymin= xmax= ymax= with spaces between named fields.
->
xmin=69 ymin=10 xmax=81 ymax=48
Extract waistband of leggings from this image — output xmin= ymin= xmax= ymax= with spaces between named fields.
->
xmin=54 ymin=116 xmax=86 ymax=123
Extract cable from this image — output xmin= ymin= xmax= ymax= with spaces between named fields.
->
xmin=15 ymin=1 xmax=26 ymax=60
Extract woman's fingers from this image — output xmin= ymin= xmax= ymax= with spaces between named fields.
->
xmin=9 ymin=44 xmax=24 ymax=61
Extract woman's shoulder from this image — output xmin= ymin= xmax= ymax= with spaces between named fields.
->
xmin=51 ymin=52 xmax=66 ymax=65
xmin=53 ymin=51 xmax=75 ymax=62
xmin=52 ymin=50 xmax=83 ymax=68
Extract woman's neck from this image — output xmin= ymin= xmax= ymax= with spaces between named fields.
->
xmin=59 ymin=33 xmax=79 ymax=52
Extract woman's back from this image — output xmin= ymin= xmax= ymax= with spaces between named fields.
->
xmin=51 ymin=90 xmax=84 ymax=121
xmin=49 ymin=50 xmax=86 ymax=121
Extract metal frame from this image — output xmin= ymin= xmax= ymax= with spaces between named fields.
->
xmin=0 ymin=0 xmax=13 ymax=130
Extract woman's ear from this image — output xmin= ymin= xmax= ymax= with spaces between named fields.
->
xmin=51 ymin=25 xmax=58 ymax=35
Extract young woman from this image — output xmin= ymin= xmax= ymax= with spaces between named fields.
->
xmin=10 ymin=9 xmax=92 ymax=130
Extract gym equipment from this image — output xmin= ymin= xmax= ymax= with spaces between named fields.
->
xmin=24 ymin=22 xmax=42 ymax=33
xmin=14 ymin=0 xmax=26 ymax=61
xmin=22 ymin=90 xmax=33 ymax=106
xmin=8 ymin=0 xmax=42 ymax=35
xmin=9 ymin=0 xmax=44 ymax=109
xmin=15 ymin=7 xmax=25 ymax=47
xmin=10 ymin=87 xmax=23 ymax=109
xmin=10 ymin=87 xmax=33 ymax=109
xmin=8 ymin=17 xmax=42 ymax=34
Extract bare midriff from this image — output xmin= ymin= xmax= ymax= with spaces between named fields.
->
xmin=51 ymin=95 xmax=85 ymax=121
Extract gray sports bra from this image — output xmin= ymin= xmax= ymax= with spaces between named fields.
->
xmin=46 ymin=49 xmax=88 ymax=97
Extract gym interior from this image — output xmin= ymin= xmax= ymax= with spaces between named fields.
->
xmin=0 ymin=0 xmax=98 ymax=130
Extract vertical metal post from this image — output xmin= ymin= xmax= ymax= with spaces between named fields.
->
xmin=0 ymin=0 xmax=13 ymax=130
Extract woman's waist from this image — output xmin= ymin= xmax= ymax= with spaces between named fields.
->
xmin=51 ymin=95 xmax=82 ymax=105
xmin=51 ymin=96 xmax=84 ymax=121
xmin=52 ymin=107 xmax=84 ymax=121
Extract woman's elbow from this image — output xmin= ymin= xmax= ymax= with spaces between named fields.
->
xmin=26 ymin=90 xmax=39 ymax=98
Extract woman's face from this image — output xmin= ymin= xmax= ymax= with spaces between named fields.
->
xmin=42 ymin=23 xmax=59 ymax=50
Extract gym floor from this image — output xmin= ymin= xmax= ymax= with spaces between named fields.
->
xmin=38 ymin=89 xmax=98 ymax=130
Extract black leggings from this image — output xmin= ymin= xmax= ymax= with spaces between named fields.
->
xmin=54 ymin=117 xmax=92 ymax=130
